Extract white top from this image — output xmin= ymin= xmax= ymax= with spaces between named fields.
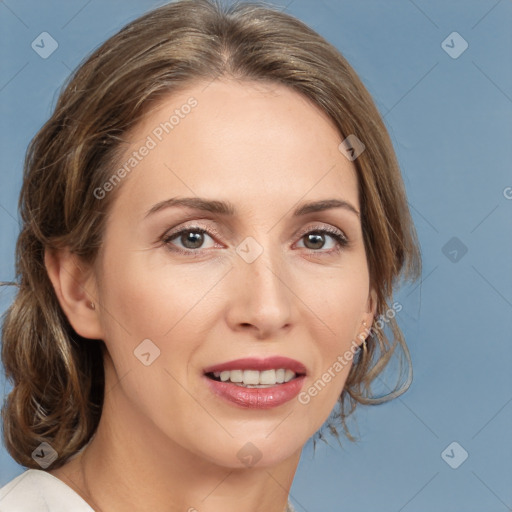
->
xmin=0 ymin=469 xmax=94 ymax=511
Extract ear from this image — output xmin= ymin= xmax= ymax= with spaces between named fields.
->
xmin=359 ymin=287 xmax=378 ymax=343
xmin=44 ymin=247 xmax=104 ymax=340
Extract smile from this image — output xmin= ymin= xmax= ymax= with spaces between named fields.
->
xmin=207 ymin=368 xmax=298 ymax=387
xmin=203 ymin=356 xmax=307 ymax=408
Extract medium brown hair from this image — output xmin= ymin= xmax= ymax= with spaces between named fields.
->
xmin=1 ymin=0 xmax=421 ymax=469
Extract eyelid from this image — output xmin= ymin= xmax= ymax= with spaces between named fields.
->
xmin=162 ymin=219 xmax=229 ymax=242
xmin=293 ymin=223 xmax=348 ymax=242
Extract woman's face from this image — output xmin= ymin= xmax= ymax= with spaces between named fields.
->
xmin=90 ymin=79 xmax=375 ymax=468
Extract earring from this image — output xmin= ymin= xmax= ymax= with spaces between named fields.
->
xmin=358 ymin=326 xmax=368 ymax=355
xmin=89 ymin=301 xmax=96 ymax=310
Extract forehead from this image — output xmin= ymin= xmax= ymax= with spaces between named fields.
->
xmin=109 ymin=79 xmax=359 ymax=219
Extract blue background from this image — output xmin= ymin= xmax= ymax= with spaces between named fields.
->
xmin=1 ymin=1 xmax=511 ymax=511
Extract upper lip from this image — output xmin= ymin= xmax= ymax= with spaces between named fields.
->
xmin=203 ymin=356 xmax=307 ymax=375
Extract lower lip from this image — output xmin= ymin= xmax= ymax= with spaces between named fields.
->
xmin=204 ymin=375 xmax=306 ymax=409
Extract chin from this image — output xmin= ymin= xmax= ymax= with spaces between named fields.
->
xmin=194 ymin=427 xmax=308 ymax=470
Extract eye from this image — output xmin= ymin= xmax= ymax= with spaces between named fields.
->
xmin=295 ymin=226 xmax=349 ymax=253
xmin=162 ymin=226 xmax=218 ymax=254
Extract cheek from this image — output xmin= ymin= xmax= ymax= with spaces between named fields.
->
xmin=95 ymin=250 xmax=232 ymax=396
xmin=98 ymin=248 xmax=218 ymax=338
xmin=94 ymin=252 xmax=215 ymax=430
xmin=308 ymin=265 xmax=369 ymax=339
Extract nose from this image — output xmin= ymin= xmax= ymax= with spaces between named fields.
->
xmin=225 ymin=242 xmax=294 ymax=339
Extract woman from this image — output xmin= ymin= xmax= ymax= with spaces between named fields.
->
xmin=0 ymin=0 xmax=421 ymax=510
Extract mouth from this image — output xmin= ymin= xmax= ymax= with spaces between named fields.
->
xmin=205 ymin=368 xmax=303 ymax=388
xmin=203 ymin=356 xmax=307 ymax=408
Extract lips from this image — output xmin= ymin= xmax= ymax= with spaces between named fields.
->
xmin=203 ymin=356 xmax=307 ymax=409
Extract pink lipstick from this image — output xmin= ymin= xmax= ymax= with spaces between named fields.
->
xmin=203 ymin=356 xmax=306 ymax=409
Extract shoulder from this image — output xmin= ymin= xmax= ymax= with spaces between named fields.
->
xmin=0 ymin=469 xmax=95 ymax=512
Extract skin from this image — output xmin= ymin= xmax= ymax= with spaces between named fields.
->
xmin=45 ymin=79 xmax=376 ymax=512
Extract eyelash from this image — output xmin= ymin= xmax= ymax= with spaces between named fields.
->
xmin=161 ymin=223 xmax=349 ymax=257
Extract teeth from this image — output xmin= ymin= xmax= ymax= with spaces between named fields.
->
xmin=259 ymin=369 xmax=276 ymax=385
xmin=229 ymin=370 xmax=243 ymax=383
xmin=284 ymin=369 xmax=295 ymax=383
xmin=243 ymin=370 xmax=260 ymax=385
xmin=210 ymin=368 xmax=298 ymax=386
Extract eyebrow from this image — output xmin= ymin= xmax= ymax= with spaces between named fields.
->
xmin=144 ymin=196 xmax=360 ymax=219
